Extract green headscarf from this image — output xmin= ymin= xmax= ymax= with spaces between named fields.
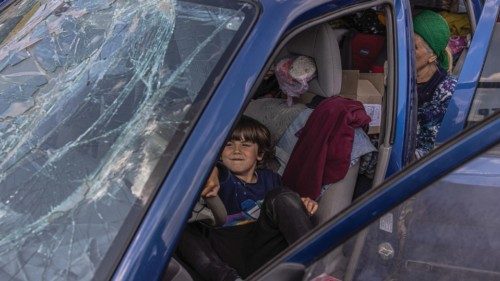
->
xmin=413 ymin=10 xmax=451 ymax=69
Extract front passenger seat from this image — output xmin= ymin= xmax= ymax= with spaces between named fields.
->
xmin=278 ymin=23 xmax=364 ymax=225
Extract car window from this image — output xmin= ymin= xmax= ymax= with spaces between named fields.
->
xmin=435 ymin=0 xmax=499 ymax=145
xmin=0 ymin=0 xmax=254 ymax=280
xmin=304 ymin=144 xmax=500 ymax=281
xmin=467 ymin=17 xmax=500 ymax=126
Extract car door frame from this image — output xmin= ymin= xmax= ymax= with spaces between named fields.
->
xmin=436 ymin=0 xmax=500 ymax=145
xmin=249 ymin=112 xmax=500 ymax=280
xmin=468 ymin=0 xmax=484 ymax=30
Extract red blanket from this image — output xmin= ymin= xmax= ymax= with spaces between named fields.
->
xmin=282 ymin=96 xmax=371 ymax=199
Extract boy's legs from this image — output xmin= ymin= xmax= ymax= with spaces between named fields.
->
xmin=260 ymin=187 xmax=314 ymax=243
xmin=178 ymin=189 xmax=313 ymax=279
xmin=245 ymin=188 xmax=314 ymax=274
xmin=176 ymin=223 xmax=241 ymax=281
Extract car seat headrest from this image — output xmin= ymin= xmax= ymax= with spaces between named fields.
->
xmin=286 ymin=24 xmax=342 ymax=98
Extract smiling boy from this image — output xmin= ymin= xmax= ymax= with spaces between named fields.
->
xmin=178 ymin=116 xmax=317 ymax=281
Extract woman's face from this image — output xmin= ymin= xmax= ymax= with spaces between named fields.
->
xmin=414 ymin=33 xmax=436 ymax=71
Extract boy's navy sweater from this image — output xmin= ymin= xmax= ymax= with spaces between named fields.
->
xmin=217 ymin=165 xmax=281 ymax=226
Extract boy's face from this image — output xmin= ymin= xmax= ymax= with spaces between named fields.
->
xmin=221 ymin=139 xmax=263 ymax=181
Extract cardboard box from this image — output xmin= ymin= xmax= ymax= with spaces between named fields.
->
xmin=360 ymin=72 xmax=385 ymax=95
xmin=340 ymin=70 xmax=384 ymax=134
xmin=340 ymin=70 xmax=359 ymax=96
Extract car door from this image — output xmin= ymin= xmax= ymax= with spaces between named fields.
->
xmin=436 ymin=0 xmax=500 ymax=144
xmin=248 ymin=113 xmax=500 ymax=281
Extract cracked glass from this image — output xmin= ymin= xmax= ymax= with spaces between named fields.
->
xmin=0 ymin=0 xmax=254 ymax=280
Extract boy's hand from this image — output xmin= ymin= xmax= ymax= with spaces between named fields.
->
xmin=201 ymin=168 xmax=219 ymax=198
xmin=301 ymin=197 xmax=318 ymax=215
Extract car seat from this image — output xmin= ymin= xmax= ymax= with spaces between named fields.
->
xmin=283 ymin=24 xmax=368 ymax=278
xmin=284 ymin=24 xmax=362 ymax=225
xmin=247 ymin=23 xmax=361 ymax=224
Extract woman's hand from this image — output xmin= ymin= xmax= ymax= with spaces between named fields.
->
xmin=301 ymin=197 xmax=318 ymax=215
xmin=201 ymin=168 xmax=219 ymax=198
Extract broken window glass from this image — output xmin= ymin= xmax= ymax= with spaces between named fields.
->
xmin=0 ymin=0 xmax=254 ymax=280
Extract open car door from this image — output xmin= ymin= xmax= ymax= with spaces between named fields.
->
xmin=437 ymin=0 xmax=500 ymax=144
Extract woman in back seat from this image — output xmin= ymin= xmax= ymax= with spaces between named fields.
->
xmin=413 ymin=10 xmax=457 ymax=158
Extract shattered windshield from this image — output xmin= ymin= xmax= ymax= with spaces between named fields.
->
xmin=0 ymin=0 xmax=254 ymax=280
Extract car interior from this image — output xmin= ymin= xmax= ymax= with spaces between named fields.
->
xmin=164 ymin=1 xmax=473 ymax=280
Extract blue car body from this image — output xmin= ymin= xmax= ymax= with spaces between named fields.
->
xmin=0 ymin=0 xmax=496 ymax=280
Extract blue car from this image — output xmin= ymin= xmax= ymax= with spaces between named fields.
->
xmin=0 ymin=0 xmax=497 ymax=280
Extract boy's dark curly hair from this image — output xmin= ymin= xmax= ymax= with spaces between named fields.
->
xmin=230 ymin=116 xmax=274 ymax=168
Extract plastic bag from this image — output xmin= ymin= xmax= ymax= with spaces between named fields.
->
xmin=275 ymin=55 xmax=317 ymax=106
